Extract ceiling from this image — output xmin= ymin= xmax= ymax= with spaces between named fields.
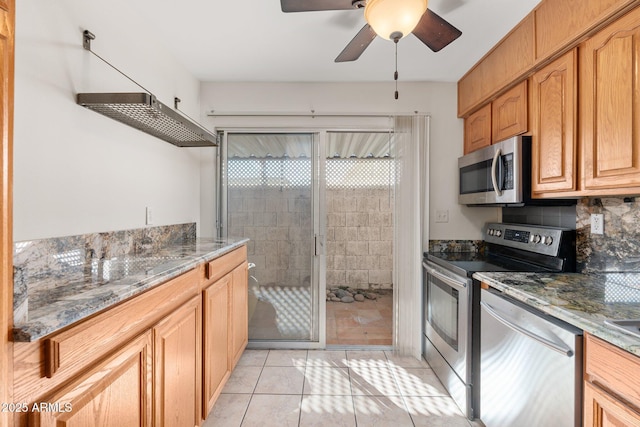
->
xmin=130 ymin=0 xmax=541 ymax=83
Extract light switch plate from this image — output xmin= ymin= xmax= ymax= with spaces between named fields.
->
xmin=435 ymin=210 xmax=449 ymax=223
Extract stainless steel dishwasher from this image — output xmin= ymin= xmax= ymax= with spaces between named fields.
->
xmin=480 ymin=288 xmax=583 ymax=427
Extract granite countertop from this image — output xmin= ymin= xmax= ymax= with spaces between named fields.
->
xmin=13 ymin=237 xmax=249 ymax=342
xmin=474 ymin=271 xmax=640 ymax=357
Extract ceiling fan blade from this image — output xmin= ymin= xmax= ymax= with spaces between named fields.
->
xmin=412 ymin=9 xmax=462 ymax=52
xmin=281 ymin=0 xmax=356 ymax=12
xmin=335 ymin=24 xmax=377 ymax=62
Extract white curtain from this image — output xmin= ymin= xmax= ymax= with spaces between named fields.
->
xmin=393 ymin=115 xmax=429 ymax=358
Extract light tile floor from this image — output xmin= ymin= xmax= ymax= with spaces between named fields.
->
xmin=202 ymin=349 xmax=477 ymax=427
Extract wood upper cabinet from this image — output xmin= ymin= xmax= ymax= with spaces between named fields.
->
xmin=202 ymin=274 xmax=231 ymax=418
xmin=581 ymin=7 xmax=640 ymax=193
xmin=535 ymin=0 xmax=638 ymax=60
xmin=458 ymin=13 xmax=535 ymax=116
xmin=584 ymin=334 xmax=640 ymax=426
xmin=153 ymin=296 xmax=201 ymax=427
xmin=492 ymin=80 xmax=528 ymax=143
xmin=230 ymin=262 xmax=248 ymax=369
xmin=464 ymin=104 xmax=492 ymax=154
xmin=31 ymin=332 xmax=153 ymax=427
xmin=531 ymin=49 xmax=578 ymax=195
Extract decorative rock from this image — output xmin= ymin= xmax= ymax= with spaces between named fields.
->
xmin=335 ymin=289 xmax=351 ymax=298
xmin=331 ymin=297 xmax=341 ymax=302
xmin=364 ymin=293 xmax=378 ymax=300
xmin=354 ymin=294 xmax=365 ymax=302
xmin=341 ymin=296 xmax=355 ymax=303
xmin=327 ymin=292 xmax=336 ymax=299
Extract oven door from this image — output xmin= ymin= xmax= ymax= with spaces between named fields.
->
xmin=423 ymin=261 xmax=472 ymax=382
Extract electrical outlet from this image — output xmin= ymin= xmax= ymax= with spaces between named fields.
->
xmin=146 ymin=207 xmax=153 ymax=225
xmin=435 ymin=209 xmax=449 ymax=223
xmin=591 ymin=213 xmax=604 ymax=235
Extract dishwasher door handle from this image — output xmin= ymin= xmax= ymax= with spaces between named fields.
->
xmin=480 ymin=301 xmax=574 ymax=357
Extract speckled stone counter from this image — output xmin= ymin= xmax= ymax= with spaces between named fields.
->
xmin=474 ymin=271 xmax=640 ymax=356
xmin=13 ymin=237 xmax=248 ymax=342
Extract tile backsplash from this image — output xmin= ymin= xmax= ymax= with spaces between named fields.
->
xmin=428 ymin=240 xmax=484 ymax=253
xmin=503 ymin=199 xmax=640 ymax=272
xmin=502 ymin=205 xmax=577 ymax=229
xmin=576 ymin=197 xmax=640 ymax=273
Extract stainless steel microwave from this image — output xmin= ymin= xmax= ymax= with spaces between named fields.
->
xmin=458 ymin=135 xmax=561 ymax=207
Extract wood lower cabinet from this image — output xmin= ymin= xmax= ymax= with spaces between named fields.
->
xmin=202 ymin=274 xmax=231 ymax=417
xmin=584 ymin=382 xmax=640 ymax=426
xmin=463 ymin=103 xmax=492 ymax=154
xmin=13 ymin=246 xmax=248 ymax=427
xmin=581 ymin=6 xmax=640 ymax=193
xmin=31 ymin=331 xmax=153 ymax=427
xmin=201 ymin=246 xmax=248 ymax=420
xmin=154 ymin=296 xmax=202 ymax=427
xmin=231 ymin=262 xmax=249 ymax=369
xmin=584 ymin=334 xmax=640 ymax=427
xmin=12 ymin=245 xmax=248 ymax=427
xmin=531 ymin=49 xmax=578 ymax=196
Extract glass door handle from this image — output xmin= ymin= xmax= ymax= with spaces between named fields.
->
xmin=314 ymin=235 xmax=324 ymax=256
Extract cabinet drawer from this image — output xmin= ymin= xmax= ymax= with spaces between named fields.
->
xmin=43 ymin=268 xmax=199 ymax=378
xmin=32 ymin=331 xmax=153 ymax=427
xmin=585 ymin=334 xmax=640 ymax=409
xmin=204 ymin=246 xmax=247 ymax=283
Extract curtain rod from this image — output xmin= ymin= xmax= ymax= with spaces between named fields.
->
xmin=206 ymin=110 xmax=427 ymax=118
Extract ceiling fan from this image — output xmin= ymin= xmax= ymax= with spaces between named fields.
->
xmin=280 ymin=0 xmax=462 ymax=62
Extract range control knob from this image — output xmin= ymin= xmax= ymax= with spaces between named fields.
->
xmin=543 ymin=235 xmax=553 ymax=246
xmin=495 ymin=229 xmax=502 ymax=237
xmin=488 ymin=229 xmax=494 ymax=236
xmin=532 ymin=234 xmax=542 ymax=244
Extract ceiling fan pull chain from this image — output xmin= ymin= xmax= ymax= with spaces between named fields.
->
xmin=394 ymin=37 xmax=399 ymax=100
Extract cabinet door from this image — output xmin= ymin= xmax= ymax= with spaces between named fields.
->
xmin=464 ymin=103 xmax=492 ymax=154
xmin=202 ymin=274 xmax=231 ymax=418
xmin=581 ymin=8 xmax=640 ymax=191
xmin=231 ymin=262 xmax=248 ymax=368
xmin=584 ymin=382 xmax=640 ymax=426
xmin=492 ymin=80 xmax=528 ymax=143
xmin=154 ymin=296 xmax=202 ymax=427
xmin=32 ymin=332 xmax=152 ymax=427
xmin=531 ymin=49 xmax=578 ymax=195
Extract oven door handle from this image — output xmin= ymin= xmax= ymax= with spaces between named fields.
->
xmin=426 ymin=265 xmax=467 ymax=290
xmin=491 ymin=148 xmax=503 ymax=197
xmin=480 ymin=301 xmax=574 ymax=357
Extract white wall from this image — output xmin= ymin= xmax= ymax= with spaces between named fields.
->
xmin=199 ymin=82 xmax=498 ymax=240
xmin=13 ymin=0 xmax=211 ymax=241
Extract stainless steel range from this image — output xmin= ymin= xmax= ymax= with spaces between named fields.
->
xmin=422 ymin=223 xmax=576 ymax=420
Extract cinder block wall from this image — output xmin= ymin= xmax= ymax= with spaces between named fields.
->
xmin=326 ymin=187 xmax=394 ymax=290
xmin=227 ymin=187 xmax=313 ymax=288
xmin=228 ymin=186 xmax=393 ymax=291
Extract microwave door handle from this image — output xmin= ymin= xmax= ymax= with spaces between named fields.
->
xmin=491 ymin=148 xmax=503 ymax=196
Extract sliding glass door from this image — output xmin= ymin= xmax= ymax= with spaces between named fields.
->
xmin=221 ymin=132 xmax=318 ymax=344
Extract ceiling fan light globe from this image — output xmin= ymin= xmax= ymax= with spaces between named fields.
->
xmin=364 ymin=0 xmax=428 ymax=40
